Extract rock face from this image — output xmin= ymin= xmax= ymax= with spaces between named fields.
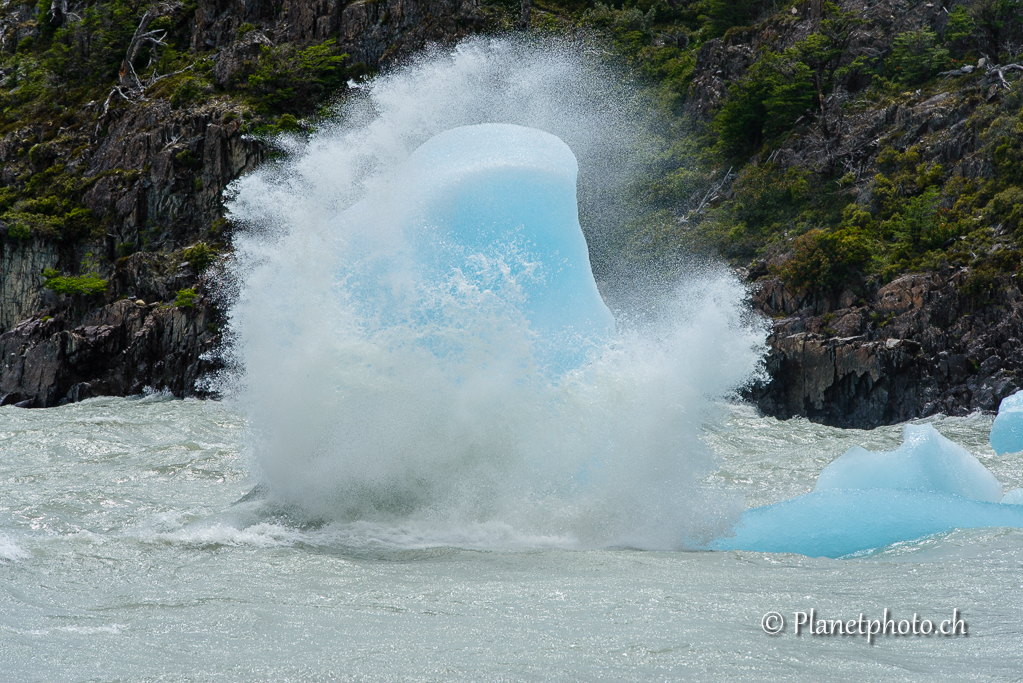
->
xmin=86 ymin=102 xmax=264 ymax=253
xmin=684 ymin=0 xmax=1002 ymax=181
xmin=3 ymin=0 xmax=1018 ymax=424
xmin=0 ymin=251 xmax=222 ymax=407
xmin=193 ymin=0 xmax=483 ymax=66
xmin=745 ymin=269 xmax=1023 ymax=428
xmin=0 ymin=101 xmax=259 ymax=407
xmin=0 ymin=299 xmax=218 ymax=408
xmin=1 ymin=240 xmax=60 ymax=333
xmin=0 ymin=0 xmax=487 ymax=409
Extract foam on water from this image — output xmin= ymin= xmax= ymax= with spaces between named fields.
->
xmin=0 ymin=533 xmax=27 ymax=562
xmin=7 ymin=397 xmax=1023 ymax=679
xmin=224 ymin=37 xmax=767 ymax=550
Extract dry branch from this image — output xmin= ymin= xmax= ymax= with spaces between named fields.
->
xmin=987 ymin=63 xmax=1023 ymax=90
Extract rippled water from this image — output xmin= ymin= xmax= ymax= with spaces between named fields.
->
xmin=3 ymin=397 xmax=1022 ymax=682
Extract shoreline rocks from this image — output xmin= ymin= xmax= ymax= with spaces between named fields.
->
xmin=0 ymin=298 xmax=220 ymax=408
xmin=744 ymin=268 xmax=1023 ymax=428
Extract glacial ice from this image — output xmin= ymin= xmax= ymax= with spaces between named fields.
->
xmin=989 ymin=390 xmax=1023 ymax=455
xmin=712 ymin=488 xmax=1023 ymax=558
xmin=1002 ymin=489 xmax=1023 ymax=505
xmin=814 ymin=424 xmax=1002 ymax=502
xmin=713 ymin=424 xmax=1023 ymax=557
xmin=336 ymin=123 xmax=615 ymax=372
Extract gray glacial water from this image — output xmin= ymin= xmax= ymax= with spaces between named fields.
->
xmin=2 ymin=396 xmax=1022 ymax=682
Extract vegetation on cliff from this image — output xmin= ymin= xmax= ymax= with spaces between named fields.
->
xmin=567 ymin=0 xmax=1023 ymax=302
xmin=0 ymin=0 xmax=353 ymax=247
xmin=2 ymin=0 xmax=1023 ymax=409
xmin=5 ymin=0 xmax=1022 ymax=294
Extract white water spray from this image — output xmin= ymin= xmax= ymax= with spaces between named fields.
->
xmin=225 ymin=37 xmax=767 ymax=549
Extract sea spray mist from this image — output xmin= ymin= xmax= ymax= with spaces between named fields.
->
xmin=223 ymin=36 xmax=767 ymax=550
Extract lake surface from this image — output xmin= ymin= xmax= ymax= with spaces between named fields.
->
xmin=3 ymin=396 xmax=1021 ymax=681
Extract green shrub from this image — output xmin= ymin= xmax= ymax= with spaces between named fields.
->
xmin=175 ymin=149 xmax=201 ymax=169
xmin=171 ymin=78 xmax=204 ymax=109
xmin=174 ymin=287 xmax=198 ymax=308
xmin=41 ymin=268 xmax=108 ymax=296
xmin=985 ymin=186 xmax=1023 ymax=233
xmin=7 ymin=222 xmax=31 ymax=240
xmin=62 ymin=207 xmax=98 ymax=239
xmin=880 ymin=187 xmax=949 ymax=251
xmin=115 ymin=241 xmax=137 ymax=258
xmin=2 ymin=211 xmax=63 ymax=239
xmin=886 ymin=29 xmax=949 ymax=85
xmin=993 ymin=132 xmax=1023 ymax=185
xmin=698 ymin=162 xmax=825 ymax=260
xmin=246 ymin=40 xmax=348 ymax=114
xmin=276 ymin=114 xmax=300 ymax=131
xmin=0 ymin=188 xmax=18 ymax=212
xmin=182 ymin=242 xmax=217 ymax=270
xmin=703 ymin=0 xmax=762 ymax=38
xmin=777 ymin=228 xmax=871 ymax=294
xmin=943 ymin=6 xmax=976 ymax=57
xmin=968 ymin=0 xmax=1023 ymax=58
xmin=28 ymin=142 xmax=57 ymax=167
xmin=963 ymin=265 xmax=1000 ymax=297
xmin=714 ymin=51 xmax=814 ymax=157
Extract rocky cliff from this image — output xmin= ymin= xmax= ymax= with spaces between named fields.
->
xmin=744 ymin=268 xmax=1023 ymax=427
xmin=2 ymin=0 xmax=1022 ymax=426
xmin=0 ymin=0 xmax=490 ymax=407
xmin=586 ymin=0 xmax=1023 ymax=426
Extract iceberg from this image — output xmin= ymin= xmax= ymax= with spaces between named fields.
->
xmin=814 ymin=423 xmax=1002 ymax=502
xmin=336 ymin=123 xmax=615 ymax=373
xmin=713 ymin=424 xmax=1023 ymax=558
xmin=1003 ymin=489 xmax=1023 ymax=505
xmin=989 ymin=390 xmax=1023 ymax=455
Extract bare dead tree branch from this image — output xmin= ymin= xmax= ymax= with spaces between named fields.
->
xmin=680 ymin=167 xmax=734 ymax=224
xmin=94 ymin=2 xmax=186 ymax=135
xmin=119 ymin=10 xmax=167 ymax=90
xmin=987 ymin=63 xmax=1023 ymax=90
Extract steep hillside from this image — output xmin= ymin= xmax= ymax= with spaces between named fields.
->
xmin=0 ymin=0 xmax=486 ymax=406
xmin=576 ymin=0 xmax=1023 ymax=424
xmin=2 ymin=0 xmax=1022 ymax=425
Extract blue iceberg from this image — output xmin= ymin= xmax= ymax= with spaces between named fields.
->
xmin=990 ymin=390 xmax=1023 ymax=455
xmin=713 ymin=424 xmax=1023 ymax=557
xmin=1002 ymin=488 xmax=1023 ymax=505
xmin=813 ymin=423 xmax=1002 ymax=502
xmin=337 ymin=123 xmax=615 ymax=373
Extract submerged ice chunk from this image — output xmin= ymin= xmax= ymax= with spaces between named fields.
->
xmin=990 ymin=390 xmax=1023 ymax=455
xmin=713 ymin=424 xmax=1020 ymax=558
xmin=712 ymin=488 xmax=1023 ymax=558
xmin=338 ymin=123 xmax=615 ymax=372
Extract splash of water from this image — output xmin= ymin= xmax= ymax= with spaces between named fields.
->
xmin=224 ymin=36 xmax=767 ymax=550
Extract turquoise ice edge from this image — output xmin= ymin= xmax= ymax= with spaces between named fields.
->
xmin=711 ymin=488 xmax=1023 ymax=558
xmin=710 ymin=423 xmax=1023 ymax=558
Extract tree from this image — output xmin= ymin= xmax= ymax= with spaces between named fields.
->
xmin=714 ymin=52 xmax=814 ymax=157
xmin=704 ymin=0 xmax=762 ymax=38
